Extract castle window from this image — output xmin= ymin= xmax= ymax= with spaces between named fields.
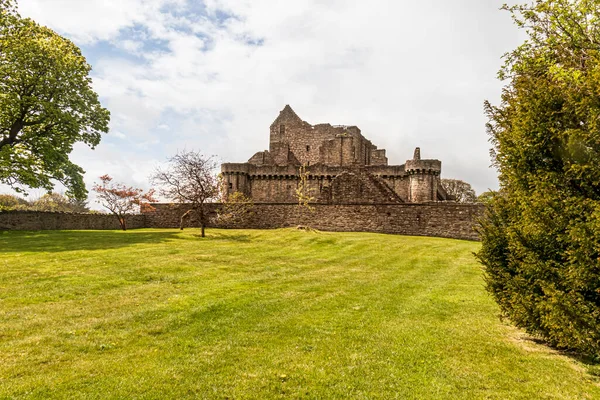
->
xmin=280 ymin=124 xmax=285 ymax=135
xmin=228 ymin=183 xmax=233 ymax=189
xmin=306 ymin=145 xmax=310 ymax=152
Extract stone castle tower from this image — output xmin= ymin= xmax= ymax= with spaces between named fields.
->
xmin=221 ymin=105 xmax=453 ymax=204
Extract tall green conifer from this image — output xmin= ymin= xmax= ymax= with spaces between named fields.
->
xmin=477 ymin=0 xmax=600 ymax=357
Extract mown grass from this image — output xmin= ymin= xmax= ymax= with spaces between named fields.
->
xmin=0 ymin=228 xmax=598 ymax=399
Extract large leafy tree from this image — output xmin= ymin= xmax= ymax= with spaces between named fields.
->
xmin=0 ymin=0 xmax=110 ymax=199
xmin=0 ymin=191 xmax=87 ymax=211
xmin=477 ymin=0 xmax=600 ymax=357
xmin=0 ymin=0 xmax=16 ymax=20
xmin=0 ymin=193 xmax=28 ymax=210
xmin=440 ymin=178 xmax=477 ymax=203
xmin=30 ymin=192 xmax=89 ymax=213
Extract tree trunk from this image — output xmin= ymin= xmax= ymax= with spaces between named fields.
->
xmin=0 ymin=119 xmax=24 ymax=150
xmin=112 ymin=213 xmax=126 ymax=231
xmin=199 ymin=206 xmax=205 ymax=237
xmin=180 ymin=209 xmax=192 ymax=230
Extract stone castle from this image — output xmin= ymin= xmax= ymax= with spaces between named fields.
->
xmin=2 ymin=107 xmax=484 ymax=239
xmin=221 ymin=105 xmax=453 ymax=204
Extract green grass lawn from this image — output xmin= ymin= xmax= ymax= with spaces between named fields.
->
xmin=0 ymin=229 xmax=598 ymax=399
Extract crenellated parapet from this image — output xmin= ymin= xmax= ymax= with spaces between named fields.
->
xmin=405 ymin=147 xmax=441 ymax=175
xmin=405 ymin=160 xmax=442 ymax=176
xmin=404 ymin=147 xmax=445 ymax=202
xmin=223 ymin=163 xmax=409 ymax=180
xmin=221 ymin=163 xmax=253 ymax=175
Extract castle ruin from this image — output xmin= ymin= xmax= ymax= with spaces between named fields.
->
xmin=222 ymin=105 xmax=453 ymax=204
xmin=1 ymin=106 xmax=485 ymax=239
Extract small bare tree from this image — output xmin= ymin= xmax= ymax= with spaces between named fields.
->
xmin=152 ymin=151 xmax=219 ymax=237
xmin=295 ymin=164 xmax=316 ymax=230
xmin=93 ymin=175 xmax=156 ymax=231
xmin=296 ymin=164 xmax=315 ymax=212
xmin=217 ymin=191 xmax=254 ymax=226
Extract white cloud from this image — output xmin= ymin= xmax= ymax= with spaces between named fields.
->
xmin=10 ymin=0 xmax=526 ymax=206
xmin=18 ymin=0 xmax=187 ymax=43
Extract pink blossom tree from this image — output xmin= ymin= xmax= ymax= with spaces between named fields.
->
xmin=93 ymin=175 xmax=156 ymax=231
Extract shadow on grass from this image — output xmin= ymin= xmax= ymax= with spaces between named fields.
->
xmin=517 ymin=334 xmax=600 ymax=378
xmin=0 ymin=230 xmax=183 ymax=253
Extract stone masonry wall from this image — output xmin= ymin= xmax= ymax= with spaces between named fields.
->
xmin=146 ymin=203 xmax=484 ymax=241
xmin=222 ymin=164 xmax=414 ymax=204
xmin=0 ymin=204 xmax=484 ymax=241
xmin=270 ymin=106 xmax=377 ymax=168
xmin=0 ymin=211 xmax=146 ymax=231
xmin=329 ymin=172 xmax=403 ymax=204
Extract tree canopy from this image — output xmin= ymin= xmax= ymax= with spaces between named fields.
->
xmin=0 ymin=0 xmax=109 ymax=200
xmin=0 ymin=192 xmax=88 ymax=212
xmin=476 ymin=0 xmax=600 ymax=357
xmin=440 ymin=178 xmax=477 ymax=203
xmin=0 ymin=193 xmax=28 ymax=210
xmin=30 ymin=192 xmax=89 ymax=213
xmin=93 ymin=175 xmax=156 ymax=231
xmin=476 ymin=190 xmax=495 ymax=205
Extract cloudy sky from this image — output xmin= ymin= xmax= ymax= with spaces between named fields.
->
xmin=13 ymin=0 xmax=524 ymax=204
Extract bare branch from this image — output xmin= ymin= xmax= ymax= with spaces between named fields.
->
xmin=151 ymin=151 xmax=219 ymax=237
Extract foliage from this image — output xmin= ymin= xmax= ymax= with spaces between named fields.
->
xmin=217 ymin=191 xmax=254 ymax=225
xmin=440 ymin=178 xmax=477 ymax=203
xmin=152 ymin=151 xmax=219 ymax=237
xmin=477 ymin=190 xmax=496 ymax=204
xmin=0 ymin=229 xmax=598 ymax=398
xmin=0 ymin=0 xmax=17 ymax=23
xmin=92 ymin=175 xmax=156 ymax=231
xmin=295 ymin=164 xmax=315 ymax=212
xmin=30 ymin=192 xmax=89 ymax=213
xmin=0 ymin=0 xmax=110 ymax=200
xmin=476 ymin=0 xmax=600 ymax=357
xmin=0 ymin=193 xmax=27 ymax=210
xmin=0 ymin=191 xmax=88 ymax=212
xmin=0 ymin=0 xmax=18 ymax=32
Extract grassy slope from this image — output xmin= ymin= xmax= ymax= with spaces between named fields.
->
xmin=0 ymin=229 xmax=597 ymax=399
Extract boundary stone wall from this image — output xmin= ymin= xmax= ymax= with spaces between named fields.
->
xmin=0 ymin=203 xmax=484 ymax=241
xmin=0 ymin=211 xmax=146 ymax=231
xmin=146 ymin=203 xmax=484 ymax=241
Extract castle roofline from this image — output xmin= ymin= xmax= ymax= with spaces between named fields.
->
xmin=271 ymin=104 xmax=304 ymax=127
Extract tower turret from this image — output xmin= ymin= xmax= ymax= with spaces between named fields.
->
xmin=405 ymin=147 xmax=441 ymax=203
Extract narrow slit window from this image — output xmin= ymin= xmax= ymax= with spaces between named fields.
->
xmin=228 ymin=183 xmax=233 ymax=189
xmin=306 ymin=145 xmax=310 ymax=152
xmin=280 ymin=124 xmax=285 ymax=135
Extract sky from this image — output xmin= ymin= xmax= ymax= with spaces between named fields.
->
xmin=9 ymin=0 xmax=524 ymax=206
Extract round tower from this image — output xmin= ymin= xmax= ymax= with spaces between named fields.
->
xmin=221 ymin=163 xmax=251 ymax=198
xmin=405 ymin=147 xmax=441 ymax=203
